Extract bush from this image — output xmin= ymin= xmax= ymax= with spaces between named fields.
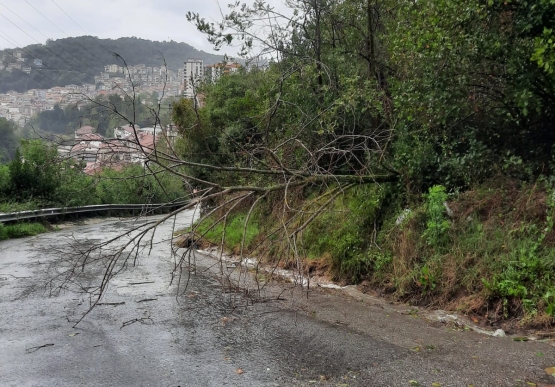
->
xmin=194 ymin=212 xmax=260 ymax=254
xmin=423 ymin=185 xmax=450 ymax=247
xmin=0 ymin=164 xmax=10 ymax=196
xmin=302 ymin=185 xmax=385 ymax=282
xmin=0 ymin=222 xmax=48 ymax=240
xmin=0 ymin=223 xmax=7 ymax=240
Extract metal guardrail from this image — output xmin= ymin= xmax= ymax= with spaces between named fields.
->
xmin=0 ymin=202 xmax=190 ymax=223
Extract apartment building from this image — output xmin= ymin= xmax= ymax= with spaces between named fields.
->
xmin=204 ymin=62 xmax=240 ymax=83
xmin=183 ymin=59 xmax=204 ymax=99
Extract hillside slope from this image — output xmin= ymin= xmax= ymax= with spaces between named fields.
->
xmin=0 ymin=36 xmax=223 ymax=93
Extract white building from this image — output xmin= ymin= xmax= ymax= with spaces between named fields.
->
xmin=183 ymin=59 xmax=204 ymax=99
xmin=104 ymin=64 xmax=123 ymax=73
xmin=204 ymin=62 xmax=240 ymax=83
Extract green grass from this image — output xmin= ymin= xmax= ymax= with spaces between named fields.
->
xmin=0 ymin=222 xmax=49 ymax=240
xmin=194 ymin=213 xmax=259 ymax=254
xmin=183 ymin=180 xmax=555 ymax=326
xmin=366 ymin=182 xmax=555 ymax=324
xmin=302 ymin=185 xmax=385 ymax=282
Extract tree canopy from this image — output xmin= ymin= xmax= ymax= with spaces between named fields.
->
xmin=0 ymin=118 xmax=19 ymax=163
xmin=178 ymin=0 xmax=555 ymax=196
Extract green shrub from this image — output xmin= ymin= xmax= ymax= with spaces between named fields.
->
xmin=303 ymin=185 xmax=385 ymax=282
xmin=0 ymin=164 xmax=10 ymax=196
xmin=194 ymin=213 xmax=259 ymax=253
xmin=423 ymin=185 xmax=450 ymax=247
xmin=5 ymin=222 xmax=48 ymax=238
xmin=0 ymin=223 xmax=7 ymax=240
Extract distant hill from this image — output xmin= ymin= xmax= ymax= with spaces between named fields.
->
xmin=0 ymin=36 xmax=223 ymax=93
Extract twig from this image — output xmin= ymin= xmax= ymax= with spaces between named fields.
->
xmin=120 ymin=317 xmax=153 ymax=329
xmin=26 ymin=343 xmax=54 ymax=353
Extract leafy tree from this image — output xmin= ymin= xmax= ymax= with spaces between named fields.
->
xmin=0 ymin=164 xmax=10 ymax=197
xmin=7 ymin=0 xmax=553 ymax=330
xmin=95 ymin=164 xmax=184 ymax=204
xmin=8 ymin=140 xmax=60 ymax=202
xmin=0 ymin=118 xmax=19 ymax=162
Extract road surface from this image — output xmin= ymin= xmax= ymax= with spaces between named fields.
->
xmin=0 ymin=210 xmax=554 ymax=386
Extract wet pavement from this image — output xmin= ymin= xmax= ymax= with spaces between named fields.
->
xmin=0 ymin=210 xmax=554 ymax=387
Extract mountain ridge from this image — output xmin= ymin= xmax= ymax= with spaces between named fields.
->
xmin=0 ymin=36 xmax=223 ymax=93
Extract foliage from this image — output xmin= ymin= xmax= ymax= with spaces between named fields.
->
xmin=0 ymin=222 xmax=48 ymax=240
xmin=300 ymin=185 xmax=386 ymax=282
xmin=7 ymin=0 xmax=551 ymax=324
xmin=0 ymin=200 xmax=40 ymax=213
xmin=8 ymin=140 xmax=61 ymax=202
xmin=194 ymin=212 xmax=260 ymax=253
xmin=423 ymin=186 xmax=450 ymax=247
xmin=29 ymin=93 xmax=177 ymax=136
xmin=0 ymin=164 xmax=10 ymax=196
xmin=171 ymin=68 xmax=273 ymax=185
xmin=172 ymin=98 xmax=219 ymax=182
xmin=0 ymin=138 xmax=186 ymax=209
xmin=170 ymin=0 xmax=555 ymax=324
xmin=389 ymin=0 xmax=555 ymax=193
xmin=481 ymin=188 xmax=555 ymax=316
xmin=4 ymin=139 xmax=99 ymax=205
xmin=95 ymin=164 xmax=184 ymax=205
xmin=0 ymin=118 xmax=19 ymax=163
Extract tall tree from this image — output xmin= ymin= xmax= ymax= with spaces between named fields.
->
xmin=0 ymin=118 xmax=19 ymax=162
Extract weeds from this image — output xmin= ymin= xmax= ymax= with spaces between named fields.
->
xmin=302 ymin=185 xmax=384 ymax=282
xmin=0 ymin=222 xmax=48 ymax=240
xmin=189 ymin=178 xmax=555 ymax=326
xmin=194 ymin=213 xmax=259 ymax=254
xmin=0 ymin=200 xmax=42 ymax=213
xmin=423 ymin=185 xmax=450 ymax=248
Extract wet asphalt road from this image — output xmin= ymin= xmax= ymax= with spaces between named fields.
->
xmin=0 ymin=211 xmax=554 ymax=387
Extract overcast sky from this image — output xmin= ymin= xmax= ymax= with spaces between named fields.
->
xmin=0 ymin=0 xmax=286 ymax=55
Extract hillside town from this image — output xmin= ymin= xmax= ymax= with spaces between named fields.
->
xmin=0 ymin=57 xmax=240 ymax=126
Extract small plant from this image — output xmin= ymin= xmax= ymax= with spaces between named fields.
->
xmin=0 ymin=222 xmax=48 ymax=240
xmin=193 ymin=213 xmax=260 ymax=253
xmin=340 ymin=253 xmax=373 ymax=283
xmin=373 ymin=251 xmax=392 ymax=272
xmin=419 ymin=265 xmax=436 ymax=294
xmin=5 ymin=222 xmax=48 ymax=238
xmin=423 ymin=185 xmax=450 ymax=247
xmin=0 ymin=223 xmax=7 ymax=240
xmin=545 ymin=291 xmax=555 ymax=317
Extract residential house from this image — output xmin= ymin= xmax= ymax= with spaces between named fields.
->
xmin=75 ymin=125 xmax=96 ymax=139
